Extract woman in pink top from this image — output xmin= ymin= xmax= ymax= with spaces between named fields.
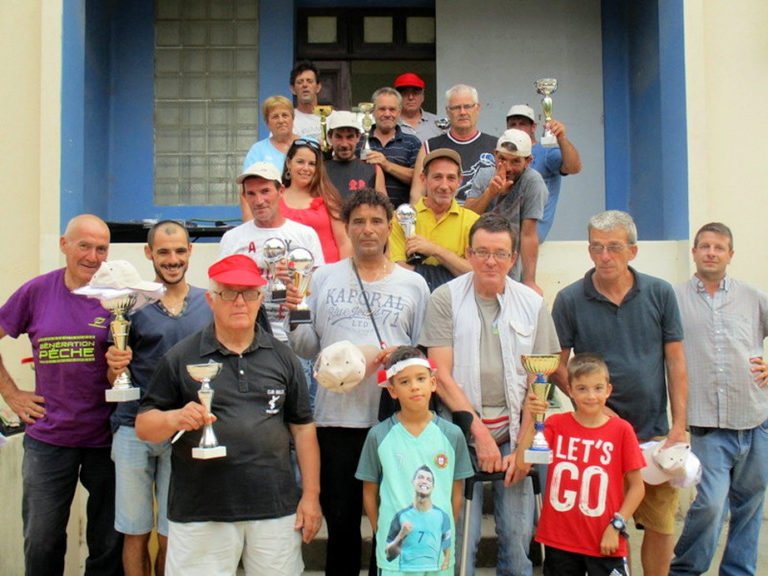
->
xmin=280 ymin=139 xmax=351 ymax=263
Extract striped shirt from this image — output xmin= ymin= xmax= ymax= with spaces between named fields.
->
xmin=674 ymin=275 xmax=768 ymax=429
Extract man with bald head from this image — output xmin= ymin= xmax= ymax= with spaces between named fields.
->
xmin=0 ymin=214 xmax=123 ymax=574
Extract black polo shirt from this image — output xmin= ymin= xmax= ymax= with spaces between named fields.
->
xmin=140 ymin=322 xmax=312 ymax=522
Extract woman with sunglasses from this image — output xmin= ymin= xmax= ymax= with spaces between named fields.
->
xmin=240 ymin=95 xmax=299 ymax=221
xmin=280 ymin=139 xmax=351 ymax=262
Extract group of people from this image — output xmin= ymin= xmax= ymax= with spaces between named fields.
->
xmin=0 ymin=63 xmax=765 ymax=576
xmin=241 ymin=61 xmax=583 ymax=296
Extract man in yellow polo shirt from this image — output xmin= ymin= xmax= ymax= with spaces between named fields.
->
xmin=389 ymin=148 xmax=479 ymax=291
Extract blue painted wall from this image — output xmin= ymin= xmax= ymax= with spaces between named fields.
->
xmin=602 ymin=0 xmax=688 ymax=240
xmin=61 ymin=0 xmax=687 ymax=240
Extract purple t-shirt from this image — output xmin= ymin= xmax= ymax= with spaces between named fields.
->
xmin=0 ymin=268 xmax=113 ymax=447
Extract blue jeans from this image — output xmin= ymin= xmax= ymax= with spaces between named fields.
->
xmin=111 ymin=425 xmax=171 ymax=535
xmin=670 ymin=421 xmax=768 ymax=576
xmin=22 ymin=435 xmax=123 ymax=576
xmin=456 ymin=442 xmax=535 ymax=576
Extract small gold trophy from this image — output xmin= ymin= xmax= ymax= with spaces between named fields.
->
xmin=357 ymin=102 xmax=375 ymax=159
xmin=314 ymin=105 xmax=334 ymax=153
xmin=263 ymin=237 xmax=287 ymax=302
xmin=521 ymin=353 xmax=560 ymax=464
xmin=287 ymin=247 xmax=315 ymax=328
xmin=534 ymin=78 xmax=559 ymax=148
xmin=187 ymin=362 xmax=226 ymax=459
xmin=102 ymin=294 xmax=141 ymax=402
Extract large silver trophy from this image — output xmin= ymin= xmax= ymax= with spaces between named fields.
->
xmin=287 ymin=247 xmax=315 ymax=328
xmin=521 ymin=354 xmax=560 ymax=464
xmin=395 ymin=203 xmax=424 ymax=265
xmin=263 ymin=237 xmax=287 ymax=302
xmin=358 ymin=102 xmax=375 ymax=160
xmin=534 ymin=78 xmax=559 ymax=148
xmin=103 ymin=294 xmax=140 ymax=402
xmin=187 ymin=362 xmax=226 ymax=459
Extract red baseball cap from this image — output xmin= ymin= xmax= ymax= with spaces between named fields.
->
xmin=394 ymin=72 xmax=426 ymax=90
xmin=208 ymin=255 xmax=267 ymax=287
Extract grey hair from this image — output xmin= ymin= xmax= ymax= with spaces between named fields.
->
xmin=208 ymin=279 xmax=221 ymax=293
xmin=372 ymin=87 xmax=402 ymax=108
xmin=445 ymin=84 xmax=479 ymax=105
xmin=588 ymin=210 xmax=638 ymax=245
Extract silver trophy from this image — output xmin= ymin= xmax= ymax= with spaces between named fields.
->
xmin=102 ymin=294 xmax=141 ymax=402
xmin=434 ymin=117 xmax=450 ymax=131
xmin=287 ymin=247 xmax=315 ymax=328
xmin=263 ymin=237 xmax=287 ymax=302
xmin=395 ymin=203 xmax=424 ymax=265
xmin=521 ymin=354 xmax=561 ymax=464
xmin=187 ymin=362 xmax=226 ymax=459
xmin=534 ymin=78 xmax=558 ymax=148
xmin=358 ymin=102 xmax=375 ymax=160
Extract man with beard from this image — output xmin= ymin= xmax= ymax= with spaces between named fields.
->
xmin=106 ymin=220 xmax=212 ymax=575
xmin=290 ymin=60 xmax=322 ymax=141
xmin=325 ymin=111 xmax=386 ymax=199
xmin=465 ymin=129 xmax=547 ymax=295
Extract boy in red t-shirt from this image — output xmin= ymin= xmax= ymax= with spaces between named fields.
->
xmin=517 ymin=354 xmax=646 ymax=576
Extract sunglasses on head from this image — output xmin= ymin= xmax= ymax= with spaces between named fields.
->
xmin=291 ymin=138 xmax=321 ymax=152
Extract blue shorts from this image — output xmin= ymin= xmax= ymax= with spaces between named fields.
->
xmin=111 ymin=425 xmax=171 ymax=536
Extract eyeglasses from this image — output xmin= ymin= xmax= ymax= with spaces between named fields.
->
xmin=291 ymin=138 xmax=321 ymax=152
xmin=588 ymin=243 xmax=632 ymax=254
xmin=469 ymin=248 xmax=513 ymax=261
xmin=211 ymin=289 xmax=262 ymax=302
xmin=447 ymin=103 xmax=477 ymax=112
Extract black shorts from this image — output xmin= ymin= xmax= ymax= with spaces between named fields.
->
xmin=543 ymin=545 xmax=628 ymax=576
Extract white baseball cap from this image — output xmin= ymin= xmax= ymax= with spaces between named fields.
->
xmin=327 ymin=110 xmax=362 ymax=133
xmin=496 ymin=129 xmax=532 ymax=158
xmin=641 ymin=441 xmax=701 ymax=487
xmin=237 ymin=162 xmax=282 ymax=184
xmin=506 ymin=104 xmax=536 ymax=122
xmin=314 ymin=341 xmax=380 ymax=393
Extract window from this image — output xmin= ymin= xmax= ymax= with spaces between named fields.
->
xmin=154 ymin=0 xmax=259 ymax=206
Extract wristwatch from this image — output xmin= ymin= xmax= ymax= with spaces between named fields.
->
xmin=610 ymin=513 xmax=629 ymax=539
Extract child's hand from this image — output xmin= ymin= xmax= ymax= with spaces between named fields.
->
xmin=524 ymin=392 xmax=548 ymax=417
xmin=600 ymin=524 xmax=619 ymax=556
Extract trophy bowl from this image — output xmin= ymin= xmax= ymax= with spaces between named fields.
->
xmin=186 ymin=362 xmax=226 ymax=459
xmin=521 ymin=353 xmax=560 ymax=377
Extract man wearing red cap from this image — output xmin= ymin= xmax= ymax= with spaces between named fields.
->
xmin=136 ymin=254 xmax=321 ymax=576
xmin=394 ymin=72 xmax=443 ymax=142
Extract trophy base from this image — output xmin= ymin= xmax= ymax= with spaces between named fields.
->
xmin=192 ymin=445 xmax=227 ymax=459
xmin=540 ymin=134 xmax=559 ymax=148
xmin=270 ymin=289 xmax=286 ymax=303
xmin=105 ymin=387 xmax=140 ymax=402
xmin=524 ymin=448 xmax=553 ymax=465
xmin=289 ymin=309 xmax=312 ymax=329
xmin=406 ymin=253 xmax=424 ymax=266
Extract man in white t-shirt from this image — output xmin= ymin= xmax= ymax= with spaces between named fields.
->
xmin=219 ymin=162 xmax=324 ymax=341
xmin=290 ymin=61 xmax=322 ymax=141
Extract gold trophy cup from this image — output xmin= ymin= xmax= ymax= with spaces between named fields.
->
xmin=521 ymin=353 xmax=560 ymax=464
xmin=187 ymin=362 xmax=226 ymax=459
xmin=357 ymin=102 xmax=375 ymax=159
xmin=287 ymin=247 xmax=315 ymax=329
xmin=534 ymin=78 xmax=559 ymax=148
xmin=314 ymin=105 xmax=334 ymax=153
xmin=102 ymin=294 xmax=141 ymax=402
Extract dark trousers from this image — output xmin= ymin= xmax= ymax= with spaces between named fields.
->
xmin=22 ymin=435 xmax=123 ymax=576
xmin=543 ymin=545 xmax=627 ymax=576
xmin=317 ymin=427 xmax=370 ymax=576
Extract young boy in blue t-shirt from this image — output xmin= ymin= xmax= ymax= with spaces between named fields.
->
xmin=356 ymin=346 xmax=473 ymax=575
